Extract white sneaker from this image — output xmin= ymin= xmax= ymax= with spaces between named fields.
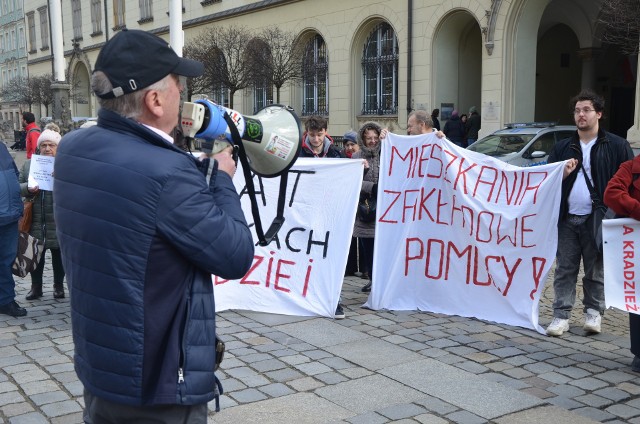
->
xmin=546 ymin=317 xmax=570 ymax=336
xmin=583 ymin=308 xmax=602 ymax=333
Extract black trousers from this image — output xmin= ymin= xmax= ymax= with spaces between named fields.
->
xmin=631 ymin=313 xmax=640 ymax=356
xmin=83 ymin=389 xmax=208 ymax=424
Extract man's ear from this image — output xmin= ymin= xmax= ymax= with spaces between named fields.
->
xmin=143 ymin=89 xmax=164 ymax=119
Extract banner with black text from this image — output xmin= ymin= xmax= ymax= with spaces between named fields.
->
xmin=214 ymin=158 xmax=363 ymax=317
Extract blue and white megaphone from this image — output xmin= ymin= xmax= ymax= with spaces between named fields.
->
xmin=182 ymin=98 xmax=302 ymax=177
xmin=181 ymin=98 xmax=303 ymax=245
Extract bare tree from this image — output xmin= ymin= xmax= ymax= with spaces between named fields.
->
xmin=31 ymin=75 xmax=53 ymax=116
xmin=184 ymin=26 xmax=255 ymax=109
xmin=0 ymin=76 xmax=36 ymax=110
xmin=598 ymin=0 xmax=640 ymax=54
xmin=249 ymin=27 xmax=305 ymax=104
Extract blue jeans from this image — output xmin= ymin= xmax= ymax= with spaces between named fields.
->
xmin=0 ymin=222 xmax=18 ymax=306
xmin=552 ymin=216 xmax=604 ymax=319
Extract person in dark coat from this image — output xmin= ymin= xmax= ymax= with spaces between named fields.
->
xmin=431 ymin=108 xmax=441 ymax=131
xmin=546 ymin=89 xmax=633 ymax=337
xmin=466 ymin=106 xmax=481 ymax=145
xmin=0 ymin=142 xmax=26 ymax=317
xmin=443 ymin=110 xmax=465 ymax=147
xmin=352 ymin=121 xmax=383 ymax=293
xmin=53 ymin=29 xmax=254 ymax=422
xmin=19 ymin=129 xmax=65 ymax=300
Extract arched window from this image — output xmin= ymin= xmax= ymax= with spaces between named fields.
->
xmin=302 ymin=34 xmax=328 ymax=116
xmin=249 ymin=38 xmax=273 ymax=113
xmin=361 ymin=23 xmax=398 ymax=115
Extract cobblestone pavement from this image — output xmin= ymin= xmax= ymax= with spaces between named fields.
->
xmin=2 ymin=145 xmax=639 ymax=423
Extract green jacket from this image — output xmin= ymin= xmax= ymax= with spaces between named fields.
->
xmin=19 ymin=160 xmax=58 ymax=249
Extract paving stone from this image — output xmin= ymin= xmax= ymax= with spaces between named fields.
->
xmin=39 ymin=400 xmax=82 ymax=417
xmin=592 ymin=387 xmax=632 ymax=402
xmin=229 ymin=388 xmax=268 ymax=403
xmin=494 ymin=405 xmax=602 ymax=424
xmin=569 ymin=377 xmax=610 ymax=391
xmin=378 ymin=403 xmax=426 ymax=420
xmin=314 ymin=371 xmax=348 ymax=385
xmin=30 ymin=391 xmax=69 ymax=406
xmin=260 ymin=383 xmax=294 ymax=397
xmin=347 ymin=411 xmax=389 ymax=424
xmin=574 ymin=393 xmax=614 ymax=408
xmin=572 ymin=406 xmax=617 ymax=421
xmin=445 ymin=410 xmax=486 ymax=424
xmin=414 ymin=413 xmax=450 ymax=424
xmin=252 ymin=359 xmax=288 ymax=373
xmin=596 ymin=370 xmax=636 ymax=384
xmin=605 ymin=404 xmax=640 ymax=420
xmin=8 ymin=412 xmax=50 ymax=424
xmin=287 ymin=377 xmax=324 ymax=392
xmin=547 ymin=396 xmax=586 ymax=409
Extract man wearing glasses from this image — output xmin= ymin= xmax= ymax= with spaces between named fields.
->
xmin=545 ymin=89 xmax=633 ymax=336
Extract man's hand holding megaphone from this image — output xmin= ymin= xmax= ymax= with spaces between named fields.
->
xmin=212 ymin=145 xmax=237 ymax=178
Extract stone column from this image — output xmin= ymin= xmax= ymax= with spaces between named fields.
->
xmin=577 ymin=48 xmax=602 ymax=90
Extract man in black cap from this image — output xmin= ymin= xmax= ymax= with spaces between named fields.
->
xmin=54 ymin=29 xmax=254 ymax=423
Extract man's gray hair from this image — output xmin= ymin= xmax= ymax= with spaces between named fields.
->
xmin=92 ymin=71 xmax=171 ymax=119
xmin=409 ymin=109 xmax=433 ymax=128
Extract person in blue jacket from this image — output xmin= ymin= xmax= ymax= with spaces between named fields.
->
xmin=0 ymin=142 xmax=26 ymax=317
xmin=53 ymin=29 xmax=254 ymax=423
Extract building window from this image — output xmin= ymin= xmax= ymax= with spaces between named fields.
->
xmin=38 ymin=6 xmax=49 ymax=50
xmin=301 ymin=34 xmax=328 ymax=116
xmin=139 ymin=0 xmax=153 ymax=22
xmin=113 ymin=0 xmax=125 ymax=30
xmin=27 ymin=12 xmax=35 ymax=52
xmin=91 ymin=0 xmax=102 ymax=35
xmin=253 ymin=81 xmax=273 ymax=114
xmin=72 ymin=0 xmax=83 ymax=41
xmin=361 ymin=22 xmax=398 ymax=115
xmin=211 ymin=85 xmax=230 ymax=108
xmin=19 ymin=27 xmax=24 ymax=50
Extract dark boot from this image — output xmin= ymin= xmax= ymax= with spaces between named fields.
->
xmin=26 ymin=284 xmax=43 ymax=300
xmin=53 ymin=284 xmax=65 ymax=299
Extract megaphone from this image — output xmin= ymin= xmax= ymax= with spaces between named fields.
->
xmin=182 ymin=99 xmax=302 ymax=177
xmin=181 ymin=98 xmax=303 ymax=246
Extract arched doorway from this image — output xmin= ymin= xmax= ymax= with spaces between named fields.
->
xmin=534 ymin=0 xmax=637 ymax=137
xmin=71 ymin=62 xmax=91 ymax=117
xmin=432 ymin=10 xmax=482 ymax=124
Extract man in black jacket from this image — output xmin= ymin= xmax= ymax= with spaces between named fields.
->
xmin=546 ymin=89 xmax=633 ymax=336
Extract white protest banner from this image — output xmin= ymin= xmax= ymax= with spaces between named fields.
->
xmin=603 ymin=218 xmax=640 ymax=315
xmin=29 ymin=154 xmax=55 ymax=191
xmin=364 ymin=133 xmax=564 ymax=333
xmin=214 ymin=158 xmax=363 ymax=317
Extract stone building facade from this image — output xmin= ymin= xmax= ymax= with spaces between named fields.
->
xmin=21 ymin=0 xmax=640 ymax=142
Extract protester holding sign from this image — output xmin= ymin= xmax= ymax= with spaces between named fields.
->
xmin=546 ymin=89 xmax=633 ymax=336
xmin=19 ymin=129 xmax=65 ymax=301
xmin=352 ymin=122 xmax=383 ymax=293
xmin=603 ymin=157 xmax=640 ymax=371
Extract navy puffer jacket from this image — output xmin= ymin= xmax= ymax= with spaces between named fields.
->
xmin=0 ymin=143 xmax=21 ymax=225
xmin=54 ymin=109 xmax=254 ymax=406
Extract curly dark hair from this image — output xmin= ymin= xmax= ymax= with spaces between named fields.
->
xmin=305 ymin=115 xmax=328 ymax=132
xmin=570 ymin=89 xmax=605 ymax=113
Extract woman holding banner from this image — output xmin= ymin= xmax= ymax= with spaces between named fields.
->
xmin=603 ymin=158 xmax=640 ymax=372
xmin=352 ymin=122 xmax=383 ymax=293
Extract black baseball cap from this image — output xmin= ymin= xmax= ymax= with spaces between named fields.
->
xmin=94 ymin=29 xmax=204 ymax=99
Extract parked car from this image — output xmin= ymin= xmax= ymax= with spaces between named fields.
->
xmin=466 ymin=122 xmax=576 ymax=167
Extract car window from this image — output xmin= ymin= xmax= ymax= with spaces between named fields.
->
xmin=467 ymin=134 xmax=534 ymax=157
xmin=527 ymin=133 xmax=555 ymax=156
xmin=555 ymin=131 xmax=574 ymax=141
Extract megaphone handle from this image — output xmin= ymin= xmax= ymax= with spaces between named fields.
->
xmin=222 ymin=112 xmax=268 ymax=245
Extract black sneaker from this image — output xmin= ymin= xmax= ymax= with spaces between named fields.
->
xmin=335 ymin=304 xmax=345 ymax=319
xmin=0 ymin=301 xmax=27 ymax=317
xmin=361 ymin=281 xmax=372 ymax=293
xmin=632 ymin=355 xmax=640 ymax=373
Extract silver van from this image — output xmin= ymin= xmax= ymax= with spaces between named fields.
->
xmin=466 ymin=122 xmax=576 ymax=167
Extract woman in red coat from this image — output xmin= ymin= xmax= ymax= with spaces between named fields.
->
xmin=603 ymin=157 xmax=640 ymax=372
